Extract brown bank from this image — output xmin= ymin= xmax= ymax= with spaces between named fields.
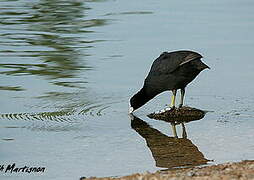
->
xmin=82 ymin=111 xmax=254 ymax=180
xmin=82 ymin=160 xmax=254 ymax=180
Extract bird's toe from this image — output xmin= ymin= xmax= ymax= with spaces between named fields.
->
xmin=171 ymin=106 xmax=176 ymax=110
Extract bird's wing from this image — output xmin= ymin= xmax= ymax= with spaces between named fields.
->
xmin=148 ymin=51 xmax=202 ymax=75
xmin=179 ymin=53 xmax=203 ymax=66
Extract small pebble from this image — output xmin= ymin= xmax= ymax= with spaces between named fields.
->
xmin=186 ymin=171 xmax=195 ymax=177
xmin=165 ymin=107 xmax=172 ymax=111
xmin=160 ymin=109 xmax=166 ymax=113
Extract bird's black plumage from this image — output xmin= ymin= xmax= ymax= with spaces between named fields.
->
xmin=130 ymin=50 xmax=209 ymax=112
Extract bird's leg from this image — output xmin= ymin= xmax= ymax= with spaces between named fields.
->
xmin=170 ymin=89 xmax=177 ymax=109
xmin=171 ymin=122 xmax=178 ymax=138
xmin=179 ymin=88 xmax=185 ymax=108
xmin=181 ymin=123 xmax=187 ymax=138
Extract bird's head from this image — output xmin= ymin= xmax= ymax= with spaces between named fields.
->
xmin=129 ymin=95 xmax=139 ymax=114
xmin=129 ymin=88 xmax=149 ymax=114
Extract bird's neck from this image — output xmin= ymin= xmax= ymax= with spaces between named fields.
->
xmin=134 ymin=87 xmax=154 ymax=109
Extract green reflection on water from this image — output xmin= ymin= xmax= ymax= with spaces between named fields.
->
xmin=0 ymin=0 xmax=110 ymax=123
xmin=0 ymin=0 xmax=108 ymax=81
xmin=104 ymin=11 xmax=153 ymax=16
xmin=0 ymin=86 xmax=25 ymax=91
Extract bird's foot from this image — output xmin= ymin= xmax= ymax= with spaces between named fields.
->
xmin=178 ymin=104 xmax=183 ymax=108
xmin=170 ymin=106 xmax=176 ymax=110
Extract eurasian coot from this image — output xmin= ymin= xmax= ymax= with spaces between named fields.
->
xmin=129 ymin=50 xmax=209 ymax=113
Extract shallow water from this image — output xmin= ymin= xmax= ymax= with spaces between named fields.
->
xmin=1 ymin=0 xmax=254 ymax=179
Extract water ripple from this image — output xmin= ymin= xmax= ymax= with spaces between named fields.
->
xmin=79 ymin=104 xmax=111 ymax=116
xmin=0 ymin=0 xmax=120 ymax=132
xmin=0 ymin=99 xmax=122 ymax=125
xmin=0 ymin=111 xmax=74 ymax=123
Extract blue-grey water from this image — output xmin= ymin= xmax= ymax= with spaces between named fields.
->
xmin=1 ymin=0 xmax=254 ymax=179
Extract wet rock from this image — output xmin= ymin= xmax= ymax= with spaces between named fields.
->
xmin=147 ymin=106 xmax=206 ymax=123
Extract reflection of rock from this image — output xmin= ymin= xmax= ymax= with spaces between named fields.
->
xmin=131 ymin=115 xmax=209 ymax=168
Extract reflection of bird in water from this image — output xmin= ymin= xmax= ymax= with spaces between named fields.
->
xmin=129 ymin=50 xmax=209 ymax=113
xmin=130 ymin=114 xmax=209 ymax=168
xmin=147 ymin=106 xmax=207 ymax=138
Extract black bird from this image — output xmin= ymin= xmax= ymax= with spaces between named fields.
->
xmin=129 ymin=50 xmax=209 ymax=113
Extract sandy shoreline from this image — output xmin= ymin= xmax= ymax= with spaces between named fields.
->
xmin=82 ymin=160 xmax=254 ymax=180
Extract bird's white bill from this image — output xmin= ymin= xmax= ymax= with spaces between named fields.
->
xmin=129 ymin=107 xmax=134 ymax=114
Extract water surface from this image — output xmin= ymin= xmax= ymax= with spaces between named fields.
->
xmin=1 ymin=0 xmax=254 ymax=179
